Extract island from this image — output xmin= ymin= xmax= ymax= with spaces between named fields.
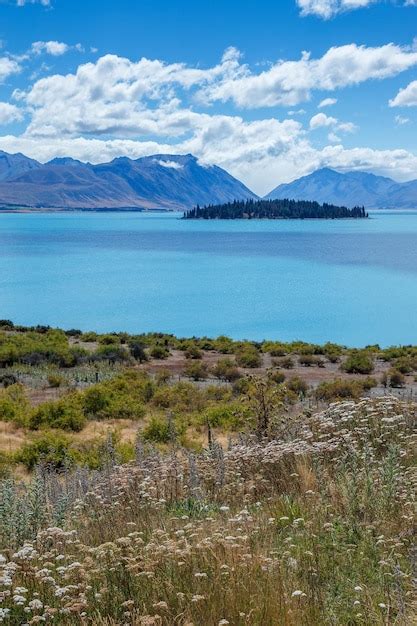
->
xmin=183 ymin=198 xmax=369 ymax=219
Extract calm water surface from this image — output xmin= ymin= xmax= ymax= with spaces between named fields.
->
xmin=1 ymin=210 xmax=417 ymax=346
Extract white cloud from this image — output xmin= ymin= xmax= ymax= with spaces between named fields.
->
xmin=155 ymin=159 xmax=183 ymax=169
xmin=390 ymin=80 xmax=417 ymax=107
xmin=16 ymin=0 xmax=51 ymax=5
xmin=297 ymin=0 xmax=417 ymax=18
xmin=31 ymin=41 xmax=69 ymax=56
xmin=318 ymin=97 xmax=337 ymax=107
xmin=0 ymin=47 xmax=417 ymax=193
xmin=0 ymin=102 xmax=23 ymax=124
xmin=199 ymin=44 xmax=417 ymax=108
xmin=395 ymin=114 xmax=410 ymax=125
xmin=310 ymin=112 xmax=357 ymax=133
xmin=0 ymin=56 xmax=21 ymax=82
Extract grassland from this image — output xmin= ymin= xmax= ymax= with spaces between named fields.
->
xmin=0 ymin=321 xmax=416 ymax=625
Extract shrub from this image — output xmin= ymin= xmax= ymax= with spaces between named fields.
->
xmin=298 ymin=354 xmax=324 ymax=367
xmin=47 ymin=373 xmax=65 ymax=388
xmin=128 ymin=341 xmax=148 ymax=363
xmin=388 ymin=368 xmax=406 ymax=388
xmin=28 ymin=397 xmax=86 ymax=431
xmin=0 ymin=373 xmax=18 ymax=387
xmin=274 ymin=356 xmax=294 ymax=369
xmin=269 ymin=370 xmax=286 ymax=384
xmin=202 ymin=401 xmax=249 ymax=430
xmin=15 ymin=431 xmax=71 ymax=471
xmin=314 ymin=377 xmax=376 ymax=401
xmin=141 ymin=416 xmax=172 ymax=443
xmin=286 ymin=376 xmax=308 ymax=397
xmin=342 ymin=351 xmax=374 ymax=374
xmin=212 ymin=358 xmax=241 ymax=382
xmin=236 ymin=345 xmax=261 ymax=368
xmin=184 ymin=344 xmax=203 ymax=359
xmin=93 ymin=345 xmax=130 ymax=363
xmin=0 ymin=384 xmax=29 ymax=426
xmin=149 ymin=345 xmax=170 ymax=359
xmin=184 ymin=360 xmax=208 ymax=381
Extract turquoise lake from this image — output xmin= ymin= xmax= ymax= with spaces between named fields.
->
xmin=1 ymin=210 xmax=417 ymax=346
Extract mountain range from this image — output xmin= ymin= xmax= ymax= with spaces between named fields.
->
xmin=1 ymin=150 xmax=417 ymax=210
xmin=0 ymin=152 xmax=256 ymax=210
xmin=266 ymin=167 xmax=417 ymax=209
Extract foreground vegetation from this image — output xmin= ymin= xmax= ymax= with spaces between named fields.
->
xmin=183 ymin=198 xmax=368 ymax=220
xmin=0 ymin=322 xmax=416 ymax=624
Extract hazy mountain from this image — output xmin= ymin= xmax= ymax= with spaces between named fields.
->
xmin=0 ymin=150 xmax=41 ymax=182
xmin=0 ymin=152 xmax=257 ymax=210
xmin=265 ymin=168 xmax=417 ymax=209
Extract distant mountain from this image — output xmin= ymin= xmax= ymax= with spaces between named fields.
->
xmin=0 ymin=152 xmax=257 ymax=210
xmin=265 ymin=168 xmax=417 ymax=209
xmin=0 ymin=150 xmax=41 ymax=182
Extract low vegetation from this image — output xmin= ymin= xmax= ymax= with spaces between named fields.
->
xmin=0 ymin=322 xmax=416 ymax=624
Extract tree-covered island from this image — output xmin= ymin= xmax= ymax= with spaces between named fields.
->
xmin=183 ymin=198 xmax=368 ymax=219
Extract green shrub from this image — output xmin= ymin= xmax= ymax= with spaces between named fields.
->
xmin=274 ymin=356 xmax=294 ymax=369
xmin=314 ymin=377 xmax=376 ymax=401
xmin=47 ymin=373 xmax=65 ymax=388
xmin=142 ymin=416 xmax=172 ymax=443
xmin=236 ymin=344 xmax=261 ymax=368
xmin=28 ymin=396 xmax=86 ymax=431
xmin=342 ymin=351 xmax=374 ymax=374
xmin=202 ymin=401 xmax=249 ymax=430
xmin=15 ymin=431 xmax=71 ymax=471
xmin=269 ymin=370 xmax=286 ymax=384
xmin=184 ymin=360 xmax=208 ymax=381
xmin=212 ymin=358 xmax=241 ymax=382
xmin=149 ymin=345 xmax=170 ymax=359
xmin=0 ymin=383 xmax=29 ymax=426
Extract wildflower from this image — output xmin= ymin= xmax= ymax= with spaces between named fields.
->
xmin=218 ymin=620 xmax=230 ymax=625
xmin=378 ymin=603 xmax=386 ymax=609
xmin=291 ymin=590 xmax=303 ymax=597
xmin=195 ymin=572 xmax=208 ymax=578
xmin=354 ymin=586 xmax=363 ymax=592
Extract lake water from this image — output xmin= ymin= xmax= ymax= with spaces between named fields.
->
xmin=1 ymin=210 xmax=417 ymax=346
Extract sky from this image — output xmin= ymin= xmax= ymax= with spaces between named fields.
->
xmin=0 ymin=0 xmax=417 ymax=194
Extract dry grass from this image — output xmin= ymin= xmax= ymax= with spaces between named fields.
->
xmin=0 ymin=396 xmax=415 ymax=625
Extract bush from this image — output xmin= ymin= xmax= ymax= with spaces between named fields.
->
xmin=149 ymin=345 xmax=170 ymax=359
xmin=269 ymin=370 xmax=286 ymax=384
xmin=0 ymin=384 xmax=29 ymax=426
xmin=15 ymin=431 xmax=71 ymax=471
xmin=212 ymin=358 xmax=240 ymax=382
xmin=93 ymin=345 xmax=130 ymax=363
xmin=342 ymin=351 xmax=374 ymax=375
xmin=47 ymin=373 xmax=65 ymax=388
xmin=202 ymin=401 xmax=249 ymax=430
xmin=298 ymin=354 xmax=324 ymax=367
xmin=28 ymin=396 xmax=86 ymax=431
xmin=184 ymin=361 xmax=208 ymax=381
xmin=274 ymin=356 xmax=294 ymax=369
xmin=236 ymin=345 xmax=261 ymax=368
xmin=388 ymin=368 xmax=406 ymax=388
xmin=0 ymin=373 xmax=18 ymax=387
xmin=142 ymin=416 xmax=172 ymax=444
xmin=128 ymin=341 xmax=148 ymax=363
xmin=314 ymin=377 xmax=377 ymax=401
xmin=286 ymin=376 xmax=308 ymax=397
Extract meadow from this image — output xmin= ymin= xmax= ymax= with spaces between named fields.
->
xmin=0 ymin=322 xmax=416 ymax=625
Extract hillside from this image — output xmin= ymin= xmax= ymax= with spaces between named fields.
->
xmin=266 ymin=167 xmax=417 ymax=209
xmin=0 ymin=152 xmax=257 ymax=210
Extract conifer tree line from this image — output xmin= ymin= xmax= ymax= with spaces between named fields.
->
xmin=183 ymin=198 xmax=368 ymax=220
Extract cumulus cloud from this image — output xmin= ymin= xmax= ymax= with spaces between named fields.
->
xmin=318 ymin=97 xmax=337 ymax=107
xmin=199 ymin=44 xmax=417 ymax=108
xmin=310 ymin=112 xmax=357 ymax=134
xmin=390 ymin=80 xmax=417 ymax=107
xmin=297 ymin=0 xmax=416 ymax=18
xmin=0 ymin=102 xmax=24 ymax=124
xmin=31 ymin=41 xmax=71 ymax=56
xmin=1 ymin=47 xmax=417 ymax=193
xmin=0 ymin=56 xmax=21 ymax=82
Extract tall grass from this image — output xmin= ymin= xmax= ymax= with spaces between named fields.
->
xmin=0 ymin=397 xmax=415 ymax=625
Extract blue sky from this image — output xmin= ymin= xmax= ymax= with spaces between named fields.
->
xmin=0 ymin=0 xmax=417 ymax=194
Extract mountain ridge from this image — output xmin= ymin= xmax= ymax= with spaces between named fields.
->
xmin=0 ymin=152 xmax=257 ymax=210
xmin=265 ymin=168 xmax=417 ymax=209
